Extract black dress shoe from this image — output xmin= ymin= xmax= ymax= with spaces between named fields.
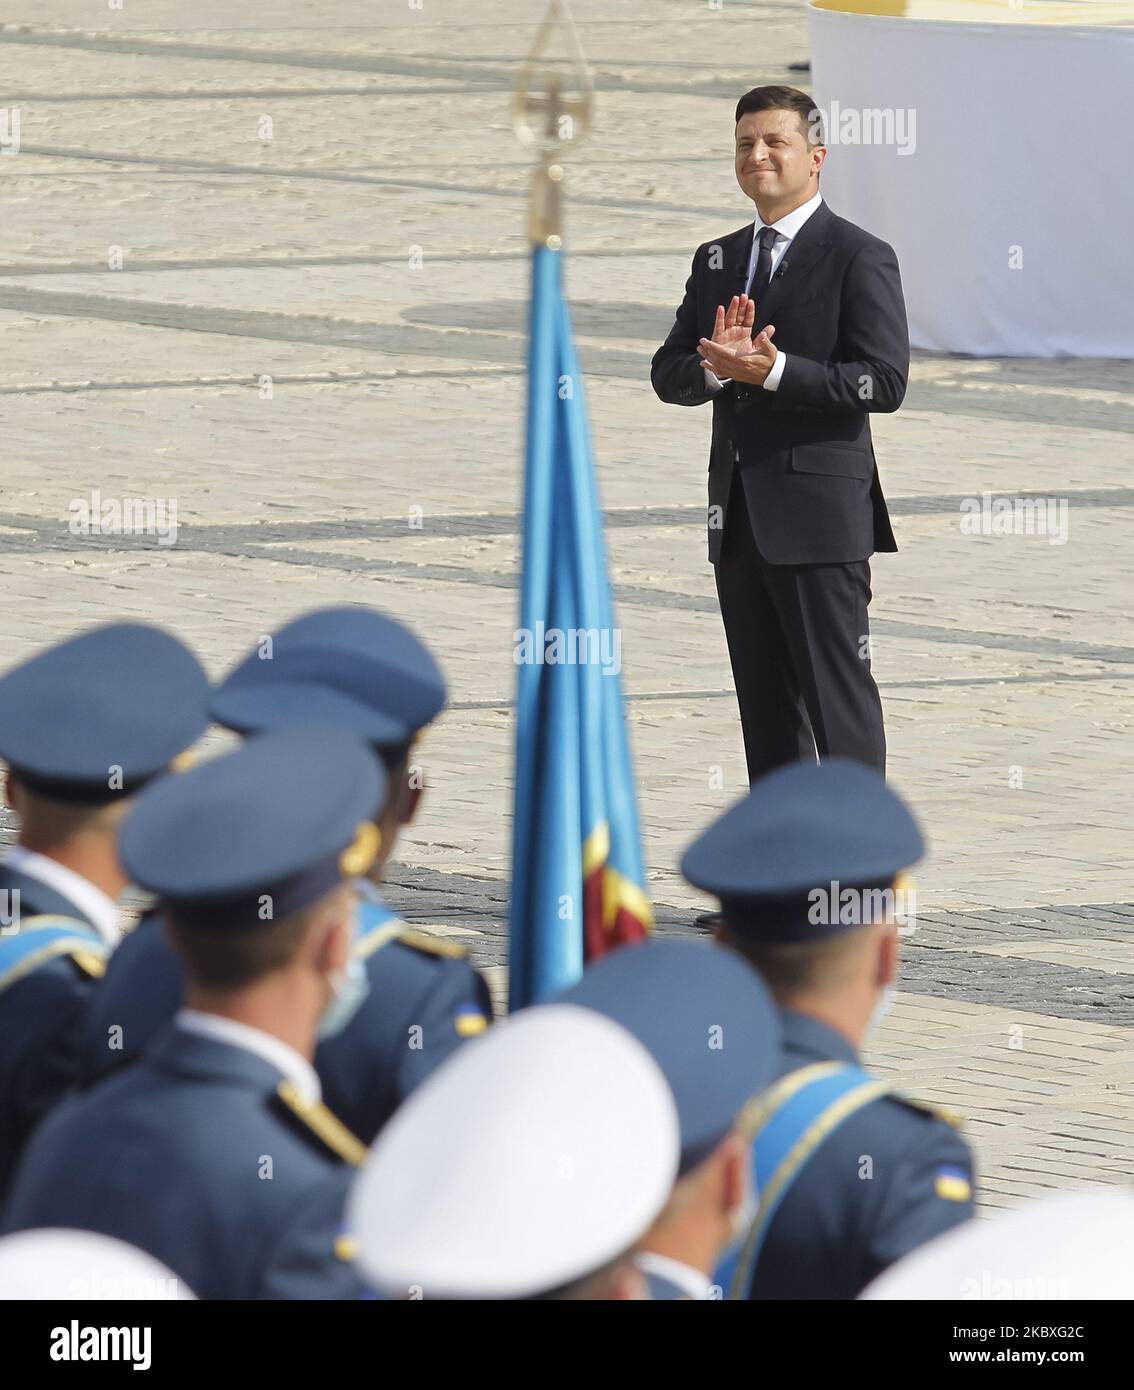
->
xmin=694 ymin=910 xmax=723 ymax=931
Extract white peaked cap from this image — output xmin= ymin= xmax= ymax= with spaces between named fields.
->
xmin=0 ymin=1229 xmax=196 ymax=1300
xmin=862 ymin=1189 xmax=1134 ymax=1301
xmin=348 ymin=1002 xmax=681 ymax=1299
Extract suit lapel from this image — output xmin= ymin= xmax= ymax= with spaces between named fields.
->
xmin=754 ymin=201 xmax=835 ymax=329
xmin=727 ymin=222 xmax=754 ymax=298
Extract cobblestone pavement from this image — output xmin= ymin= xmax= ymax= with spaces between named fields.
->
xmin=0 ymin=2 xmax=1131 ymax=1211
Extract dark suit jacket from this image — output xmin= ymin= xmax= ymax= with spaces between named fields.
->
xmin=651 ymin=201 xmax=908 ymax=565
xmin=0 ymin=866 xmax=106 ymax=1201
xmin=747 ymin=1010 xmax=975 ymax=1301
xmin=3 ymin=1026 xmax=364 ymax=1300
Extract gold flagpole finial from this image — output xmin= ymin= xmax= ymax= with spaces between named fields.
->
xmin=513 ymin=0 xmax=594 ymax=249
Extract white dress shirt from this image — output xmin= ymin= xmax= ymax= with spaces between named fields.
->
xmin=4 ymin=843 xmax=121 ymax=946
xmin=635 ymin=1251 xmax=715 ymax=1300
xmin=704 ymin=188 xmax=824 ymax=394
xmin=175 ymin=1009 xmax=322 ymax=1103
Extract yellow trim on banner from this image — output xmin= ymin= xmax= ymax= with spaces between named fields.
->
xmin=602 ymin=867 xmax=654 ymax=932
xmin=582 ymin=823 xmax=610 ymax=879
xmin=582 ymin=821 xmax=654 ymax=933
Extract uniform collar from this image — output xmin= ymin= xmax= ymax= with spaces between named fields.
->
xmin=3 ymin=844 xmax=120 ymax=945
xmin=635 ymin=1252 xmax=714 ymax=1301
xmin=175 ymin=1009 xmax=321 ymax=1103
xmin=780 ymin=1008 xmax=860 ymax=1065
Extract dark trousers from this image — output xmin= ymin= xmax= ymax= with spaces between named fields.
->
xmin=714 ymin=467 xmax=886 ymax=785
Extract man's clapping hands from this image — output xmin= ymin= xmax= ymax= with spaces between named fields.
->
xmin=699 ymin=293 xmax=777 ymax=386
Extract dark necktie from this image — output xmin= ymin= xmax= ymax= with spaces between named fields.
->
xmin=748 ymin=225 xmax=780 ymax=302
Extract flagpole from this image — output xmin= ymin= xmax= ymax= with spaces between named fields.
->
xmin=512 ymin=0 xmax=594 ymax=250
xmin=508 ymin=3 xmax=596 ymax=1010
xmin=512 ymin=3 xmax=652 ymax=1003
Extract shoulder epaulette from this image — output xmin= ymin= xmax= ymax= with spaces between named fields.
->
xmin=353 ymin=920 xmax=405 ymax=963
xmin=274 ymin=1080 xmax=368 ymax=1167
xmin=70 ymin=948 xmax=107 ymax=979
xmin=395 ymin=926 xmax=469 ymax=960
xmin=354 ymin=905 xmax=470 ymax=964
xmin=351 ymin=900 xmax=466 ymax=967
xmin=895 ymin=1093 xmax=966 ymax=1130
xmin=0 ymin=914 xmax=109 ymax=994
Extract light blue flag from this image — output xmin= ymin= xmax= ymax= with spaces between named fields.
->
xmin=509 ymin=244 xmax=652 ymax=1012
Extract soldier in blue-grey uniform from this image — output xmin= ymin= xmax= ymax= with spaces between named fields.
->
xmin=681 ymin=758 xmax=977 ymax=1300
xmin=554 ymin=939 xmax=782 ymax=1300
xmin=81 ymin=607 xmax=492 ymax=1143
xmin=3 ymin=728 xmax=380 ymax=1300
xmin=0 ymin=623 xmax=209 ymax=1199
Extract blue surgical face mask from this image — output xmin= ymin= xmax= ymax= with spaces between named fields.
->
xmin=865 ymin=982 xmax=896 ymax=1045
xmin=729 ymin=1167 xmax=759 ymax=1245
xmin=318 ymin=952 xmax=371 ymax=1040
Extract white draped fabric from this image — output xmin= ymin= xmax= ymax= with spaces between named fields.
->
xmin=807 ymin=2 xmax=1134 ymax=357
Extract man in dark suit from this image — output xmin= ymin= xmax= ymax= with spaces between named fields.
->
xmin=652 ymin=85 xmax=909 ymax=783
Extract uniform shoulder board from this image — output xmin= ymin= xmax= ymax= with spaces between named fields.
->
xmin=274 ymin=1080 xmax=368 ymax=1167
xmin=70 ymin=949 xmax=107 ymax=980
xmin=0 ymin=914 xmax=108 ymax=994
xmin=895 ymin=1093 xmax=966 ymax=1130
xmin=396 ymin=926 xmax=469 ymax=960
xmin=353 ymin=919 xmax=405 ymax=963
xmin=333 ymin=1230 xmax=360 ymax=1264
xmin=353 ymin=918 xmax=469 ymax=964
